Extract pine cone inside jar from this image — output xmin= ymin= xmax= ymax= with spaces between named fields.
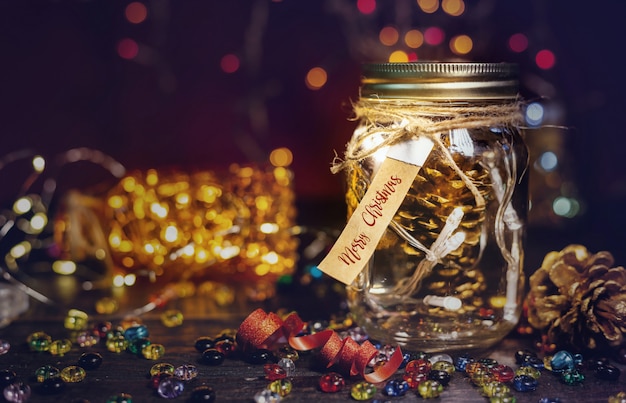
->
xmin=526 ymin=244 xmax=626 ymax=351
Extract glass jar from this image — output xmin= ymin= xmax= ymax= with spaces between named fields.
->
xmin=342 ymin=62 xmax=529 ymax=351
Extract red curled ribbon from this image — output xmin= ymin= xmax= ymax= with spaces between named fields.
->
xmin=236 ymin=309 xmax=403 ymax=383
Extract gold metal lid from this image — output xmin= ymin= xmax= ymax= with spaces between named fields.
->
xmin=360 ymin=62 xmax=519 ymax=100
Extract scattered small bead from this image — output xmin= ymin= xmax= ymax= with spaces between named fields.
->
xmin=350 ymin=381 xmax=377 ymax=400
xmin=514 ymin=349 xmax=537 ymax=365
xmin=37 ymin=377 xmax=66 ymax=395
xmin=512 ymin=374 xmax=538 ymax=392
xmin=0 ymin=340 xmax=10 ymax=355
xmin=538 ymin=398 xmax=562 ymax=403
xmin=254 ymin=389 xmax=281 ymax=403
xmin=454 ymin=354 xmax=474 ymax=372
xmin=214 ymin=339 xmax=236 ymax=358
xmin=174 ymin=364 xmax=198 ymax=381
xmin=277 ymin=358 xmax=295 ymax=377
xmin=268 ymin=379 xmax=292 ymax=397
xmin=78 ymin=352 xmax=103 ymax=370
xmin=470 ymin=370 xmax=496 ymax=387
xmin=491 ymin=364 xmax=515 ymax=383
xmin=245 ymin=349 xmax=275 ymax=365
xmin=35 ymin=365 xmax=60 ymax=383
xmin=550 ymin=351 xmax=575 ymax=373
xmin=149 ymin=374 xmax=172 ymax=390
xmin=3 ymin=382 xmax=31 ymax=403
xmin=477 ymin=358 xmax=498 ymax=368
xmin=64 ymin=309 xmax=89 ymax=331
xmin=429 ymin=353 xmax=454 ymax=364
xmin=264 ymin=364 xmax=287 ymax=381
xmin=106 ymin=393 xmax=133 ymax=403
xmin=515 ymin=365 xmax=541 ymax=379
xmin=105 ymin=335 xmax=128 ymax=353
xmin=405 ymin=358 xmax=432 ymax=374
xmin=416 ymin=379 xmax=443 ymax=399
xmin=465 ymin=362 xmax=488 ymax=376
xmin=428 ymin=369 xmax=451 ymax=386
xmin=94 ymin=321 xmax=113 ymax=339
xmin=274 ymin=345 xmax=298 ymax=361
xmin=383 ymin=379 xmax=409 ymax=397
xmin=402 ymin=371 xmax=428 ymax=389
xmin=318 ymin=372 xmax=345 ymax=393
xmin=27 ymin=331 xmax=52 ymax=352
xmin=194 ymin=337 xmax=215 ymax=352
xmin=608 ymin=391 xmax=626 ymax=403
xmin=75 ymin=331 xmax=99 ymax=347
xmin=123 ymin=325 xmax=149 ymax=343
xmin=594 ymin=364 xmax=621 ymax=381
xmin=489 ymin=395 xmax=517 ymax=403
xmin=160 ymin=309 xmax=184 ymax=328
xmin=150 ymin=363 xmax=175 ymax=377
xmin=128 ymin=338 xmax=151 ymax=355
xmin=157 ymin=377 xmax=185 ymax=399
xmin=431 ymin=360 xmax=455 ymax=375
xmin=119 ymin=317 xmax=142 ymax=330
xmin=201 ymin=349 xmax=225 ymax=366
xmin=60 ymin=365 xmax=86 ymax=383
xmin=189 ymin=385 xmax=216 ymax=402
xmin=49 ymin=339 xmax=72 ymax=356
xmin=521 ymin=356 xmax=544 ymax=369
xmin=0 ymin=370 xmax=17 ymax=387
xmin=560 ymin=368 xmax=584 ymax=385
xmin=142 ymin=343 xmax=166 ymax=360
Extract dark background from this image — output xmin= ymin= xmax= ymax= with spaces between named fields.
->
xmin=1 ymin=0 xmax=625 ymax=268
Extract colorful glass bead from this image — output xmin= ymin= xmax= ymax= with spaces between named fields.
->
xmin=277 ymin=358 xmax=295 ymax=377
xmin=128 ymin=338 xmax=151 ymax=355
xmin=594 ymin=364 xmax=620 ymax=381
xmin=106 ymin=393 xmax=133 ymax=403
xmin=0 ymin=340 xmax=10 ymax=355
xmin=538 ymin=398 xmax=562 ymax=403
xmin=521 ymin=356 xmax=544 ymax=369
xmin=471 ymin=370 xmax=496 ymax=387
xmin=215 ymin=339 xmax=236 ymax=357
xmin=0 ymin=370 xmax=17 ymax=387
xmin=245 ymin=349 xmax=274 ymax=364
xmin=491 ymin=364 xmax=515 ymax=383
xmin=478 ymin=358 xmax=498 ymax=368
xmin=194 ymin=337 xmax=215 ymax=352
xmin=417 ymin=380 xmax=443 ymax=398
xmin=78 ymin=352 xmax=103 ymax=370
xmin=515 ymin=365 xmax=541 ymax=379
xmin=150 ymin=363 xmax=175 ymax=377
xmin=465 ymin=361 xmax=488 ymax=376
xmin=95 ymin=297 xmax=119 ymax=314
xmin=428 ymin=369 xmax=451 ymax=386
xmin=149 ymin=373 xmax=172 ymax=389
xmin=75 ymin=331 xmax=99 ymax=347
xmin=123 ymin=325 xmax=149 ymax=342
xmin=347 ymin=326 xmax=369 ymax=343
xmin=37 ymin=377 xmax=66 ymax=395
xmin=268 ymin=379 xmax=292 ymax=397
xmin=490 ymin=396 xmax=517 ymax=403
xmin=189 ymin=385 xmax=216 ymax=402
xmin=107 ymin=335 xmax=129 ymax=353
xmin=27 ymin=331 xmax=52 ymax=352
xmin=550 ymin=350 xmax=575 ymax=373
xmin=158 ymin=377 xmax=185 ymax=399
xmin=481 ymin=381 xmax=511 ymax=398
xmin=429 ymin=353 xmax=453 ymax=364
xmin=64 ymin=309 xmax=89 ymax=331
xmin=402 ymin=371 xmax=428 ymax=389
xmin=405 ymin=358 xmax=432 ymax=374
xmin=3 ymin=382 xmax=31 ymax=403
xmin=319 ymin=372 xmax=345 ymax=393
xmin=94 ymin=321 xmax=113 ymax=338
xmin=35 ymin=365 xmax=60 ymax=382
xmin=264 ymin=364 xmax=287 ymax=381
xmin=514 ymin=349 xmax=537 ymax=365
xmin=608 ymin=392 xmax=626 ymax=403
xmin=254 ymin=389 xmax=281 ymax=403
xmin=174 ymin=364 xmax=198 ymax=381
xmin=201 ymin=349 xmax=225 ymax=366
xmin=143 ymin=343 xmax=165 ymax=360
xmin=383 ymin=379 xmax=409 ymax=397
xmin=512 ymin=375 xmax=538 ymax=392
xmin=60 ymin=365 xmax=86 ymax=383
xmin=120 ymin=316 xmax=142 ymax=330
xmin=560 ymin=369 xmax=584 ymax=385
xmin=403 ymin=351 xmax=429 ymax=368
xmin=432 ymin=360 xmax=455 ymax=375
xmin=49 ymin=338 xmax=72 ymax=356
xmin=160 ymin=309 xmax=184 ymax=328
xmin=350 ymin=381 xmax=376 ymax=400
xmin=454 ymin=354 xmax=474 ymax=372
xmin=274 ymin=345 xmax=299 ymax=361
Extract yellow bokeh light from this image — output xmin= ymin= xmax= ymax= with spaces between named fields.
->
xmin=30 ymin=213 xmax=47 ymax=231
xmin=146 ymin=169 xmax=159 ymax=186
xmin=262 ymin=251 xmax=279 ymax=265
xmin=255 ymin=196 xmax=270 ymax=211
xmin=108 ymin=195 xmax=124 ymax=209
xmin=220 ymin=245 xmax=240 ymax=260
xmin=124 ymin=274 xmax=136 ymax=286
xmin=150 ymin=202 xmax=168 ymax=218
xmin=10 ymin=242 xmax=31 ymax=259
xmin=175 ymin=193 xmax=190 ymax=205
xmin=450 ymin=34 xmax=473 ymax=55
xmin=389 ymin=50 xmax=410 ymax=63
xmin=52 ymin=260 xmax=77 ymax=275
xmin=32 ymin=156 xmax=45 ymax=172
xmin=255 ymin=263 xmax=271 ymax=276
xmin=164 ymin=225 xmax=179 ymax=243
xmin=13 ymin=197 xmax=32 ymax=214
xmin=113 ymin=275 xmax=125 ymax=287
xmin=269 ymin=147 xmax=293 ymax=167
xmin=405 ymin=30 xmax=424 ymax=49
xmin=379 ymin=26 xmax=399 ymax=46
xmin=417 ymin=0 xmax=439 ymax=13
xmin=305 ymin=67 xmax=327 ymax=90
xmin=260 ymin=222 xmax=279 ymax=234
xmin=442 ymin=0 xmax=465 ymax=16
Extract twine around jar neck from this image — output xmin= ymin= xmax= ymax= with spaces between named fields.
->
xmin=331 ymin=99 xmax=524 ymax=175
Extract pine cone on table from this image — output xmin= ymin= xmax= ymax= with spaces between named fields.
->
xmin=526 ymin=244 xmax=626 ymax=351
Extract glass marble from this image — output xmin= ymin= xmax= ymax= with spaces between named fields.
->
xmin=64 ymin=309 xmax=89 ymax=331
xmin=3 ymin=382 xmax=31 ymax=403
xmin=157 ymin=377 xmax=184 ymax=399
xmin=78 ymin=352 xmax=103 ymax=370
xmin=106 ymin=393 xmax=133 ymax=403
xmin=123 ymin=325 xmax=149 ymax=342
xmin=174 ymin=364 xmax=198 ymax=381
xmin=254 ymin=389 xmax=281 ymax=403
xmin=150 ymin=363 xmax=175 ymax=377
xmin=143 ymin=343 xmax=165 ymax=360
xmin=264 ymin=364 xmax=287 ymax=381
xmin=27 ymin=331 xmax=52 ymax=352
xmin=49 ymin=339 xmax=72 ymax=356
xmin=319 ymin=372 xmax=345 ymax=393
xmin=417 ymin=380 xmax=443 ymax=399
xmin=350 ymin=381 xmax=377 ymax=400
xmin=277 ymin=358 xmax=295 ymax=377
xmin=268 ymin=379 xmax=292 ymax=397
xmin=383 ymin=379 xmax=409 ymax=397
xmin=60 ymin=365 xmax=86 ymax=383
xmin=0 ymin=340 xmax=10 ymax=355
xmin=35 ymin=365 xmax=60 ymax=383
xmin=160 ymin=309 xmax=184 ymax=328
xmin=512 ymin=375 xmax=538 ymax=392
xmin=189 ymin=385 xmax=216 ymax=402
xmin=201 ymin=349 xmax=225 ymax=366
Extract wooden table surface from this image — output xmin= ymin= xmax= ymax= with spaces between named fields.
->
xmin=1 ymin=272 xmax=624 ymax=403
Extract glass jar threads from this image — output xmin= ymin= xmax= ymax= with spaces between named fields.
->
xmin=331 ymin=62 xmax=528 ymax=351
